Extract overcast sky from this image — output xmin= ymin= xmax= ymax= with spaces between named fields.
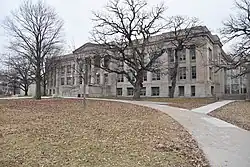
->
xmin=0 ymin=0 xmax=235 ymax=55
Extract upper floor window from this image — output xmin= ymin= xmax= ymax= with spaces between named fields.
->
xmin=179 ymin=67 xmax=186 ymax=80
xmin=67 ymin=65 xmax=71 ymax=74
xmin=190 ymin=45 xmax=196 ymax=60
xmin=152 ymin=70 xmax=161 ymax=81
xmin=179 ymin=49 xmax=186 ymax=62
xmin=61 ymin=78 xmax=65 ymax=85
xmin=209 ymin=67 xmax=212 ymax=80
xmin=61 ymin=66 xmax=65 ymax=75
xmin=140 ymin=87 xmax=146 ymax=96
xmin=191 ymin=66 xmax=197 ymax=79
xmin=209 ymin=48 xmax=213 ymax=62
xmin=168 ymin=48 xmax=174 ymax=62
xmin=143 ymin=71 xmax=147 ymax=81
xmin=117 ymin=74 xmax=124 ymax=82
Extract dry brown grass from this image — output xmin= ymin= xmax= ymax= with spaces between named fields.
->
xmin=0 ymin=99 xmax=209 ymax=167
xmin=209 ymin=101 xmax=250 ymax=131
xmin=143 ymin=97 xmax=217 ymax=110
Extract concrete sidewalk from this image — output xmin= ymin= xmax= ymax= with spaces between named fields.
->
xmin=191 ymin=100 xmax=235 ymax=114
xmin=88 ymin=98 xmax=250 ymax=167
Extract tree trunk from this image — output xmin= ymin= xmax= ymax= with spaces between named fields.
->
xmin=169 ymin=49 xmax=179 ymax=98
xmin=246 ymin=64 xmax=250 ymax=101
xmin=43 ymin=79 xmax=47 ymax=96
xmin=35 ymin=66 xmax=42 ymax=100
xmin=133 ymin=74 xmax=143 ymax=100
xmin=24 ymin=85 xmax=28 ymax=96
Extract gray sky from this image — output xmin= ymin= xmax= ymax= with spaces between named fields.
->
xmin=0 ymin=0 xmax=235 ymax=55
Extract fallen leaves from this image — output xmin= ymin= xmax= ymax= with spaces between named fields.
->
xmin=0 ymin=99 xmax=209 ymax=167
xmin=209 ymin=101 xmax=250 ymax=131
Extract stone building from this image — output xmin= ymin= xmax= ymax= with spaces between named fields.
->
xmin=47 ymin=26 xmax=227 ymax=98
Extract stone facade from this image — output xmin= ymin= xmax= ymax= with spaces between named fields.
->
xmin=47 ymin=26 xmax=227 ymax=98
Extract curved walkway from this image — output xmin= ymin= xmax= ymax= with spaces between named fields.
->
xmin=88 ymin=98 xmax=250 ymax=167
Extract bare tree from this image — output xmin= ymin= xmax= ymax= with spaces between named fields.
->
xmin=91 ymin=0 xmax=167 ymax=99
xmin=165 ymin=16 xmax=202 ymax=98
xmin=3 ymin=0 xmax=64 ymax=99
xmin=4 ymin=55 xmax=34 ymax=96
xmin=220 ymin=0 xmax=250 ymax=100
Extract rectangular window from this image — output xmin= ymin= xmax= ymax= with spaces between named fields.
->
xmin=53 ymin=89 xmax=55 ymax=94
xmin=117 ymin=74 xmax=124 ymax=82
xmin=179 ymin=67 xmax=186 ymax=80
xmin=179 ymin=49 xmax=186 ymax=61
xmin=209 ymin=67 xmax=212 ymax=80
xmin=117 ymin=88 xmax=123 ymax=96
xmin=72 ymin=77 xmax=75 ymax=85
xmin=67 ymin=77 xmax=72 ymax=85
xmin=179 ymin=86 xmax=184 ymax=96
xmin=211 ymin=86 xmax=215 ymax=96
xmin=152 ymin=70 xmax=161 ymax=81
xmin=94 ymin=56 xmax=101 ymax=67
xmin=127 ymin=88 xmax=134 ymax=96
xmin=61 ymin=78 xmax=65 ymax=85
xmin=209 ymin=48 xmax=213 ymax=62
xmin=67 ymin=65 xmax=71 ymax=74
xmin=104 ymin=73 xmax=108 ymax=84
xmin=191 ymin=86 xmax=195 ymax=97
xmin=96 ymin=74 xmax=100 ymax=84
xmin=79 ymin=76 xmax=83 ymax=84
xmin=191 ymin=66 xmax=197 ymax=79
xmin=190 ymin=45 xmax=196 ymax=60
xmin=143 ymin=71 xmax=147 ymax=81
xmin=168 ymin=48 xmax=174 ymax=62
xmin=151 ymin=87 xmax=160 ymax=96
xmin=140 ymin=87 xmax=146 ymax=96
xmin=72 ymin=64 xmax=75 ymax=73
xmin=61 ymin=66 xmax=65 ymax=75
xmin=168 ymin=86 xmax=172 ymax=97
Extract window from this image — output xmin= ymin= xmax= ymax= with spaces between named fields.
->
xmin=143 ymin=71 xmax=147 ymax=81
xmin=61 ymin=66 xmax=65 ymax=75
xmin=209 ymin=48 xmax=213 ymax=62
xmin=117 ymin=74 xmax=124 ymax=82
xmin=79 ymin=76 xmax=83 ymax=84
xmin=179 ymin=86 xmax=184 ymax=96
xmin=96 ymin=74 xmax=100 ymax=84
xmin=67 ymin=65 xmax=71 ymax=74
xmin=94 ymin=56 xmax=101 ymax=67
xmin=127 ymin=88 xmax=134 ymax=96
xmin=168 ymin=48 xmax=174 ymax=62
xmin=49 ymin=89 xmax=52 ymax=95
xmin=179 ymin=67 xmax=186 ymax=80
xmin=104 ymin=55 xmax=110 ymax=68
xmin=117 ymin=88 xmax=123 ymax=96
xmin=168 ymin=86 xmax=172 ymax=97
xmin=211 ymin=86 xmax=215 ymax=96
xmin=53 ymin=89 xmax=55 ymax=94
xmin=72 ymin=77 xmax=75 ymax=85
xmin=191 ymin=86 xmax=195 ymax=96
xmin=179 ymin=49 xmax=186 ymax=61
xmin=104 ymin=73 xmax=108 ymax=84
xmin=67 ymin=77 xmax=72 ymax=85
xmin=209 ymin=67 xmax=212 ymax=80
xmin=151 ymin=87 xmax=160 ymax=96
xmin=152 ymin=70 xmax=161 ymax=80
xmin=61 ymin=78 xmax=65 ymax=85
xmin=191 ymin=66 xmax=196 ymax=79
xmin=190 ymin=45 xmax=196 ymax=60
xmin=140 ymin=87 xmax=146 ymax=96
xmin=72 ymin=64 xmax=75 ymax=73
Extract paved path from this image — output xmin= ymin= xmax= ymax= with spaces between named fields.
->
xmin=88 ymin=98 xmax=250 ymax=167
xmin=191 ymin=100 xmax=235 ymax=114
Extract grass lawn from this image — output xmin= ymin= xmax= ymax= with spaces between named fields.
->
xmin=142 ymin=97 xmax=217 ymax=110
xmin=209 ymin=101 xmax=250 ymax=131
xmin=0 ymin=99 xmax=209 ymax=167
xmin=91 ymin=96 xmax=217 ymax=110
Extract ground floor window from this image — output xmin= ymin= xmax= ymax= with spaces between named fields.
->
xmin=179 ymin=86 xmax=184 ymax=96
xmin=127 ymin=88 xmax=134 ymax=96
xmin=117 ymin=88 xmax=122 ymax=96
xmin=140 ymin=87 xmax=146 ymax=96
xmin=191 ymin=86 xmax=195 ymax=97
xmin=151 ymin=87 xmax=160 ymax=96
xmin=211 ymin=86 xmax=215 ymax=96
xmin=53 ymin=89 xmax=55 ymax=94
